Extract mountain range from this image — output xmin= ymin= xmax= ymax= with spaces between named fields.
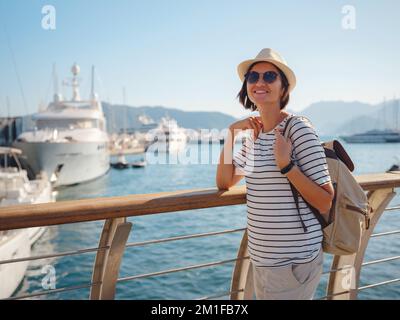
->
xmin=103 ymin=99 xmax=400 ymax=136
xmin=14 ymin=99 xmax=400 ymax=137
xmin=102 ymin=103 xmax=237 ymax=132
xmin=299 ymin=100 xmax=399 ymax=135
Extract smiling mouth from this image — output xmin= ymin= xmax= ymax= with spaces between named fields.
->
xmin=253 ymin=90 xmax=270 ymax=94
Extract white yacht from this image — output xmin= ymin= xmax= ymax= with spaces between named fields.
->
xmin=0 ymin=230 xmax=30 ymax=299
xmin=147 ymin=116 xmax=187 ymax=153
xmin=341 ymin=99 xmax=400 ymax=143
xmin=340 ymin=129 xmax=400 ymax=143
xmin=137 ymin=114 xmax=157 ymax=133
xmin=13 ymin=64 xmax=110 ymax=187
xmin=0 ymin=147 xmax=55 ymax=299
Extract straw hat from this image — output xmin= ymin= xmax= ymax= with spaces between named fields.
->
xmin=237 ymin=48 xmax=297 ymax=92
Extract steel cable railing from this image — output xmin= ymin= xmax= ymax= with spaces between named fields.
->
xmin=2 ymin=201 xmax=399 ymax=300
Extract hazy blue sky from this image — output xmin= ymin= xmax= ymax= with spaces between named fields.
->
xmin=0 ymin=0 xmax=399 ymax=118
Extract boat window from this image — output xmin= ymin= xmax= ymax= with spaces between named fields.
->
xmin=37 ymin=119 xmax=100 ymax=130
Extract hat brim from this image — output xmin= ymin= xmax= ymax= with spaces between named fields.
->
xmin=237 ymin=58 xmax=297 ymax=92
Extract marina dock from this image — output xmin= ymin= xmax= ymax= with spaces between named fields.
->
xmin=0 ymin=172 xmax=399 ymax=300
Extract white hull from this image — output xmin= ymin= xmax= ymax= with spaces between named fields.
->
xmin=0 ymin=153 xmax=54 ymax=299
xmin=341 ymin=136 xmax=390 ymax=143
xmin=0 ymin=230 xmax=31 ymax=299
xmin=13 ymin=141 xmax=109 ymax=187
xmin=340 ymin=130 xmax=400 ymax=143
xmin=28 ymin=227 xmax=47 ymax=247
xmin=0 ymin=227 xmax=45 ymax=299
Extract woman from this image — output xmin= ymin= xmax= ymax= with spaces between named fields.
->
xmin=216 ymin=48 xmax=335 ymax=300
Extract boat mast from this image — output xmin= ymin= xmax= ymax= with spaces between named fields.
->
xmin=52 ymin=63 xmax=63 ymax=103
xmin=383 ymin=97 xmax=387 ymax=131
xmin=6 ymin=96 xmax=10 ymax=119
xmin=71 ymin=63 xmax=81 ymax=101
xmin=53 ymin=63 xmax=59 ymax=96
xmin=396 ymin=98 xmax=399 ymax=131
xmin=122 ymin=86 xmax=126 ymax=105
xmin=91 ymin=65 xmax=96 ymax=101
xmin=6 ymin=96 xmax=11 ymax=146
xmin=123 ymin=86 xmax=127 ymax=134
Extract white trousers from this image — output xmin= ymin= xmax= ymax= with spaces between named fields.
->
xmin=252 ymin=249 xmax=323 ymax=300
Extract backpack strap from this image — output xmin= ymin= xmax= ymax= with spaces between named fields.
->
xmin=289 ymin=182 xmax=307 ymax=232
xmin=282 ymin=115 xmax=328 ymax=231
xmin=307 ymin=200 xmax=329 ymax=228
xmin=282 ymin=115 xmax=298 ymax=139
xmin=282 ymin=115 xmax=308 ymax=232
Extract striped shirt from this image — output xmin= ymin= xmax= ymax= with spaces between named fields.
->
xmin=233 ymin=114 xmax=331 ymax=267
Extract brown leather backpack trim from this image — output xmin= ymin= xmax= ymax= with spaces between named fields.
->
xmin=324 ymin=148 xmax=338 ymax=160
xmin=332 ymin=140 xmax=355 ymax=172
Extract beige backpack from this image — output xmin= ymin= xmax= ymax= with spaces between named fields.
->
xmin=283 ymin=116 xmax=372 ymax=255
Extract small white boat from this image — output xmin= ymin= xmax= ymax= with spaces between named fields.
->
xmin=131 ymin=159 xmax=147 ymax=168
xmin=387 ymin=156 xmax=400 ymax=172
xmin=110 ymin=153 xmax=130 ymax=169
xmin=0 ymin=147 xmax=55 ymax=299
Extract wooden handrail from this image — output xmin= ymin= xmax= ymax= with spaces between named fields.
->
xmin=356 ymin=172 xmax=400 ymax=190
xmin=0 ymin=172 xmax=399 ymax=231
xmin=0 ymin=186 xmax=246 ymax=230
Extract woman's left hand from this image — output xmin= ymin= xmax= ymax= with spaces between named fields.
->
xmin=273 ymin=128 xmax=292 ymax=170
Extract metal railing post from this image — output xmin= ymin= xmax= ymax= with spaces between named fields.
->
xmin=326 ymin=188 xmax=396 ymax=300
xmin=230 ymin=229 xmax=254 ymax=300
xmin=90 ymin=217 xmax=132 ymax=300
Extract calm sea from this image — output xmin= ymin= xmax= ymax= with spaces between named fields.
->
xmin=14 ymin=138 xmax=400 ymax=299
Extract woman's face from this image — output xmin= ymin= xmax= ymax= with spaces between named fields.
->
xmin=246 ymin=62 xmax=284 ymax=109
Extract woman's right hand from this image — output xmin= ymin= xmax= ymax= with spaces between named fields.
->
xmin=229 ymin=116 xmax=263 ymax=140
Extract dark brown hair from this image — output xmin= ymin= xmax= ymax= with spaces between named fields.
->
xmin=237 ymin=62 xmax=290 ymax=111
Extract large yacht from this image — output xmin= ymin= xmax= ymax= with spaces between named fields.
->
xmin=146 ymin=116 xmax=187 ymax=153
xmin=137 ymin=114 xmax=158 ymax=133
xmin=13 ymin=64 xmax=110 ymax=187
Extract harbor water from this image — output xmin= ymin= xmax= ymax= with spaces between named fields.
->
xmin=14 ymin=138 xmax=400 ymax=299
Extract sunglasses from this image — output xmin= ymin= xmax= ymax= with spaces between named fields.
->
xmin=245 ymin=71 xmax=278 ymax=84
